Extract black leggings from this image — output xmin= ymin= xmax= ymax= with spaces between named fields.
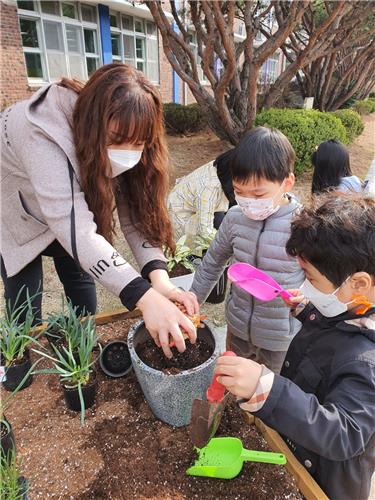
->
xmin=1 ymin=248 xmax=97 ymax=325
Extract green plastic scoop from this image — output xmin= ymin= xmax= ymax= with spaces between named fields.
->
xmin=186 ymin=437 xmax=286 ymax=479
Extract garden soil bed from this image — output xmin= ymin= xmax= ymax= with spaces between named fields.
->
xmin=2 ymin=317 xmax=303 ymax=499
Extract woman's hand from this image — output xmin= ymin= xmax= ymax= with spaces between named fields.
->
xmin=214 ymin=356 xmax=262 ymax=400
xmin=149 ymin=269 xmax=199 ymax=315
xmin=136 ymin=288 xmax=197 ymax=359
xmin=166 ymin=287 xmax=199 ymax=316
xmin=282 ymin=289 xmax=305 ymax=308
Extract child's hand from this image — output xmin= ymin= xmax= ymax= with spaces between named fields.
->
xmin=167 ymin=288 xmax=200 ymax=315
xmin=214 ymin=356 xmax=262 ymax=400
xmin=283 ymin=288 xmax=305 ymax=308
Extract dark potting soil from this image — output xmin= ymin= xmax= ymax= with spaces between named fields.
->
xmin=169 ymin=263 xmax=192 ymax=278
xmin=136 ymin=336 xmax=214 ymax=373
xmin=2 ymin=317 xmax=303 ymax=499
xmin=7 ymin=354 xmax=28 ymax=367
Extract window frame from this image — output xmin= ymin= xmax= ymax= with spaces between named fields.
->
xmin=17 ymin=1 xmax=101 ymax=84
xmin=188 ymin=32 xmax=208 ymax=84
xmin=110 ymin=12 xmax=159 ymax=84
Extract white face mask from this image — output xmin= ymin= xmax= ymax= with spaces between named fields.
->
xmin=108 ymin=149 xmax=143 ymax=178
xmin=235 ymin=184 xmax=285 ymax=221
xmin=300 ymin=278 xmax=353 ymax=317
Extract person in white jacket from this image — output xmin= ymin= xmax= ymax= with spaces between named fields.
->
xmin=1 ymin=63 xmax=198 ymax=358
xmin=168 ymin=150 xmax=235 ymax=247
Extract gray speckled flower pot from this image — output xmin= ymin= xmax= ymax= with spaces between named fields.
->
xmin=127 ymin=320 xmax=225 ymax=427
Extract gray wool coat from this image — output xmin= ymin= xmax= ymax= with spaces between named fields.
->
xmin=191 ymin=200 xmax=304 ymax=351
xmin=1 ymin=84 xmax=166 ymax=306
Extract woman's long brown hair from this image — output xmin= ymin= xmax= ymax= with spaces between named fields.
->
xmin=59 ymin=63 xmax=174 ymax=251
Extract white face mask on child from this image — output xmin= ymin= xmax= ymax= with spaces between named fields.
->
xmin=108 ymin=149 xmax=143 ymax=177
xmin=235 ymin=185 xmax=284 ymax=221
xmin=300 ymin=278 xmax=354 ymax=317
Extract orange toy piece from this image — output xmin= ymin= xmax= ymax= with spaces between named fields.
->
xmin=352 ymin=296 xmax=374 ymax=315
xmin=169 ymin=302 xmax=207 ymax=347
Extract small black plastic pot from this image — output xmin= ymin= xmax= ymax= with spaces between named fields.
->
xmin=99 ymin=341 xmax=132 ymax=378
xmin=206 ymin=267 xmax=228 ymax=304
xmin=2 ymin=350 xmax=33 ymax=392
xmin=62 ymin=374 xmax=96 ymax=412
xmin=0 ymin=417 xmax=16 ymax=458
xmin=18 ymin=476 xmax=29 ymax=500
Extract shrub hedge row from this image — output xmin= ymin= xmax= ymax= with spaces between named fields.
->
xmin=163 ymin=102 xmax=206 ymax=134
xmin=352 ymin=98 xmax=375 ymax=115
xmin=164 ymin=103 xmax=366 ymax=174
xmin=255 ymin=108 xmax=348 ymax=174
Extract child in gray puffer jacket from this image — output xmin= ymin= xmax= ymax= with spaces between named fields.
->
xmin=190 ymin=127 xmax=304 ymax=372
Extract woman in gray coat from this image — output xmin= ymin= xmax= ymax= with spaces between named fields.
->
xmin=1 ymin=63 xmax=198 ymax=358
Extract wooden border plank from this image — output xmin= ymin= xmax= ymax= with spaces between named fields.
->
xmin=243 ymin=413 xmax=328 ymax=500
xmin=94 ymin=308 xmax=141 ymax=325
xmin=32 ymin=308 xmax=142 ymax=335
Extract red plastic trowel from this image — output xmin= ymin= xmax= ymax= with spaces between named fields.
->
xmin=190 ymin=351 xmax=236 ymax=448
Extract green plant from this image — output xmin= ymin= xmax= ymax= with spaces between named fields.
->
xmin=45 ymin=299 xmax=94 ymax=353
xmin=352 ymin=99 xmax=375 ymax=115
xmin=0 ymin=289 xmax=40 ymax=367
xmin=331 ymin=109 xmax=364 ymax=142
xmin=0 ymin=448 xmax=28 ymax=500
xmin=33 ymin=321 xmax=100 ymax=425
xmin=255 ymin=108 xmax=347 ymax=174
xmin=165 ymin=235 xmax=195 ymax=273
xmin=163 ymin=102 xmax=206 ymax=134
xmin=193 ymin=229 xmax=217 ymax=257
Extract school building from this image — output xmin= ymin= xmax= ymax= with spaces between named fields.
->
xmin=1 ymin=0 xmax=285 ymax=109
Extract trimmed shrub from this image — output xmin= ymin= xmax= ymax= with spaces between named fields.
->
xmin=163 ymin=102 xmax=206 ymax=134
xmin=255 ymin=108 xmax=347 ymax=174
xmin=352 ymin=99 xmax=375 ymax=115
xmin=332 ymin=109 xmax=364 ymax=142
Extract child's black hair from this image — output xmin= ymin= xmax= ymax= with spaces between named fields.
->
xmin=214 ymin=149 xmax=236 ymax=207
xmin=286 ymin=194 xmax=375 ymax=287
xmin=311 ymin=139 xmax=351 ymax=194
xmin=230 ymin=126 xmax=295 ymax=183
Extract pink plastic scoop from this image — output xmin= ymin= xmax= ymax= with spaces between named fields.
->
xmin=228 ymin=263 xmax=292 ymax=302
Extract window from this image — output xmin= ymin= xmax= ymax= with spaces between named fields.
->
xmin=122 ymin=15 xmax=133 ymax=31
xmin=110 ymin=12 xmax=119 ymax=28
xmin=260 ymin=54 xmax=279 ymax=85
xmin=111 ymin=33 xmax=121 ymax=61
xmin=84 ymin=29 xmax=100 ymax=76
xmin=236 ymin=21 xmax=245 ymax=36
xmin=17 ymin=1 xmax=36 ymax=11
xmin=62 ymin=2 xmax=78 ymax=20
xmin=81 ymin=4 xmax=96 ymax=23
xmin=41 ymin=1 xmax=60 ymax=16
xmin=66 ymin=24 xmax=85 ymax=79
xmin=123 ymin=35 xmax=135 ymax=66
xmin=189 ymin=33 xmax=207 ymax=83
xmin=110 ymin=13 xmax=159 ymax=83
xmin=134 ymin=18 xmax=145 ymax=34
xmin=17 ymin=1 xmax=100 ymax=82
xmin=19 ymin=18 xmax=44 ymax=77
xmin=20 ymin=17 xmax=39 ymax=47
xmin=43 ymin=20 xmax=67 ymax=79
xmin=146 ymin=21 xmax=157 ymax=37
xmin=135 ymin=37 xmax=145 ymax=72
